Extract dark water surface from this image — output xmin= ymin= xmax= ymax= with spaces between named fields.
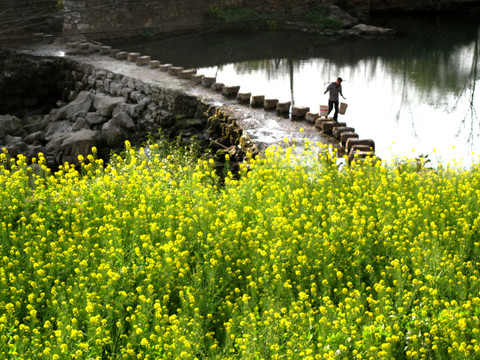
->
xmin=108 ymin=12 xmax=480 ymax=166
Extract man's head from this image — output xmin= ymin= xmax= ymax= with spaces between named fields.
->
xmin=336 ymin=77 xmax=343 ymax=85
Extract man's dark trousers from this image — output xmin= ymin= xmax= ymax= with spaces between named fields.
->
xmin=328 ymin=100 xmax=339 ymax=121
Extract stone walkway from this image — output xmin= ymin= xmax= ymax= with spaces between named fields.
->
xmin=15 ymin=42 xmax=339 ymax=153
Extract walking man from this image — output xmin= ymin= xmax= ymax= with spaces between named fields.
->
xmin=324 ymin=77 xmax=346 ymax=121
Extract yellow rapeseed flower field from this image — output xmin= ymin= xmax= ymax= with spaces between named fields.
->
xmin=1 ymin=141 xmax=480 ymax=359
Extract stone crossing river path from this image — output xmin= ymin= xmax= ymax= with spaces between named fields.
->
xmin=16 ymin=41 xmax=339 ymax=154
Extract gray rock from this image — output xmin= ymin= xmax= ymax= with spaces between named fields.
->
xmin=329 ymin=5 xmax=358 ymax=27
xmin=352 ymin=24 xmax=395 ymax=36
xmin=23 ymin=115 xmax=44 ymax=133
xmin=60 ymin=129 xmax=102 ymax=165
xmin=4 ymin=135 xmax=23 ymax=146
xmin=86 ymin=112 xmax=108 ymax=126
xmin=111 ymin=111 xmax=135 ymax=131
xmin=45 ymin=120 xmax=72 ymax=141
xmin=93 ymin=93 xmax=125 ymax=116
xmin=24 ymin=131 xmax=45 ymax=144
xmin=53 ymin=91 xmax=94 ymax=121
xmin=0 ymin=115 xmax=25 ymax=137
xmin=73 ymin=118 xmax=90 ymax=131
xmin=102 ymin=120 xmax=125 ymax=148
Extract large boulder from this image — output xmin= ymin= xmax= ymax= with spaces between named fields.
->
xmin=60 ymin=129 xmax=102 ymax=165
xmin=86 ymin=112 xmax=108 ymax=126
xmin=45 ymin=120 xmax=72 ymax=141
xmin=93 ymin=93 xmax=125 ymax=116
xmin=52 ymin=91 xmax=94 ymax=121
xmin=351 ymin=24 xmax=395 ymax=36
xmin=102 ymin=120 xmax=125 ymax=148
xmin=0 ymin=115 xmax=26 ymax=137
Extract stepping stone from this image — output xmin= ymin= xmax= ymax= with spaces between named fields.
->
xmin=222 ymin=85 xmax=240 ymax=98
xmin=136 ymin=56 xmax=151 ymax=66
xmin=109 ymin=49 xmax=121 ymax=57
xmin=305 ymin=112 xmax=319 ymax=123
xmin=100 ymin=46 xmax=112 ymax=54
xmin=159 ymin=63 xmax=172 ymax=71
xmin=251 ymin=95 xmax=265 ymax=108
xmin=291 ymin=106 xmax=309 ymax=118
xmin=332 ymin=126 xmax=355 ymax=139
xmin=321 ymin=121 xmax=346 ymax=135
xmin=341 ymin=132 xmax=359 ymax=146
xmin=202 ymin=76 xmax=216 ymax=87
xmin=179 ymin=69 xmax=197 ymax=79
xmin=211 ymin=82 xmax=224 ymax=91
xmin=168 ymin=66 xmax=184 ymax=75
xmin=237 ymin=92 xmax=251 ymax=103
xmin=127 ymin=52 xmax=140 ymax=62
xmin=277 ymin=101 xmax=291 ymax=114
xmin=191 ymin=74 xmax=204 ymax=84
xmin=115 ymin=52 xmax=128 ymax=60
xmin=264 ymin=99 xmax=278 ymax=110
xmin=149 ymin=60 xmax=160 ymax=69
xmin=346 ymin=139 xmax=375 ymax=153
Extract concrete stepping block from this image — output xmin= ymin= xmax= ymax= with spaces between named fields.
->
xmin=277 ymin=101 xmax=291 ymax=114
xmin=305 ymin=112 xmax=319 ymax=123
xmin=251 ymin=95 xmax=265 ymax=108
xmin=332 ymin=126 xmax=355 ymax=139
xmin=202 ymin=76 xmax=216 ymax=87
xmin=341 ymin=132 xmax=359 ymax=146
xmin=109 ymin=49 xmax=121 ymax=57
xmin=222 ymin=85 xmax=240 ymax=98
xmin=321 ymin=121 xmax=346 ymax=135
xmin=115 ymin=51 xmax=128 ymax=60
xmin=78 ymin=43 xmax=90 ymax=50
xmin=100 ymin=46 xmax=112 ymax=54
xmin=191 ymin=74 xmax=204 ymax=84
xmin=33 ymin=33 xmax=44 ymax=41
xmin=291 ymin=106 xmax=309 ymax=118
xmin=136 ymin=56 xmax=151 ymax=66
xmin=348 ymin=150 xmax=377 ymax=164
xmin=127 ymin=52 xmax=140 ymax=62
xmin=159 ymin=63 xmax=173 ymax=71
xmin=237 ymin=92 xmax=251 ymax=103
xmin=149 ymin=60 xmax=160 ymax=69
xmin=179 ymin=69 xmax=197 ymax=79
xmin=211 ymin=82 xmax=224 ymax=91
xmin=349 ymin=144 xmax=374 ymax=154
xmin=168 ymin=66 xmax=184 ymax=75
xmin=66 ymin=41 xmax=78 ymax=48
xmin=264 ymin=99 xmax=278 ymax=110
xmin=88 ymin=44 xmax=100 ymax=52
xmin=346 ymin=139 xmax=375 ymax=153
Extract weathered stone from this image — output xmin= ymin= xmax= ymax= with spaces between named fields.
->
xmin=149 ymin=60 xmax=160 ymax=69
xmin=202 ymin=76 xmax=216 ymax=87
xmin=45 ymin=120 xmax=72 ymax=141
xmin=101 ymin=120 xmax=125 ymax=148
xmin=168 ymin=66 xmax=184 ymax=75
xmin=237 ymin=92 xmax=251 ymax=104
xmin=111 ymin=111 xmax=135 ymax=131
xmin=321 ymin=121 xmax=346 ymax=135
xmin=53 ymin=91 xmax=94 ymax=121
xmin=251 ymin=95 xmax=265 ymax=108
xmin=136 ymin=56 xmax=151 ymax=66
xmin=264 ymin=99 xmax=278 ymax=110
xmin=72 ymin=117 xmax=90 ymax=131
xmin=88 ymin=44 xmax=100 ymax=52
xmin=340 ymin=132 xmax=359 ymax=146
xmin=222 ymin=85 xmax=240 ymax=98
xmin=352 ymin=24 xmax=395 ymax=36
xmin=4 ymin=135 xmax=23 ymax=146
xmin=0 ymin=115 xmax=25 ymax=136
xmin=191 ymin=74 xmax=204 ymax=84
xmin=159 ymin=64 xmax=172 ymax=71
xmin=93 ymin=93 xmax=125 ymax=116
xmin=211 ymin=82 xmax=224 ymax=91
xmin=24 ymin=131 xmax=45 ymax=144
xmin=276 ymin=101 xmax=291 ymax=114
xmin=291 ymin=106 xmax=309 ymax=118
xmin=346 ymin=138 xmax=375 ymax=153
xmin=86 ymin=112 xmax=108 ymax=126
xmin=332 ymin=126 xmax=355 ymax=139
xmin=349 ymin=144 xmax=374 ymax=154
xmin=110 ymin=49 xmax=121 ymax=57
xmin=127 ymin=52 xmax=140 ymax=62
xmin=305 ymin=112 xmax=319 ymax=123
xmin=100 ymin=46 xmax=112 ymax=54
xmin=60 ymin=129 xmax=102 ymax=165
xmin=179 ymin=69 xmax=197 ymax=79
xmin=115 ymin=51 xmax=128 ymax=60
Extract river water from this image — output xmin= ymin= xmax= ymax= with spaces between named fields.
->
xmin=109 ymin=12 xmax=480 ymax=167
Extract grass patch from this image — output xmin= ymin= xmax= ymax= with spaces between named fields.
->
xmin=1 ymin=141 xmax=480 ymax=359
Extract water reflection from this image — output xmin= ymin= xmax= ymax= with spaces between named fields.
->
xmin=107 ymin=12 xmax=480 ymax=166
